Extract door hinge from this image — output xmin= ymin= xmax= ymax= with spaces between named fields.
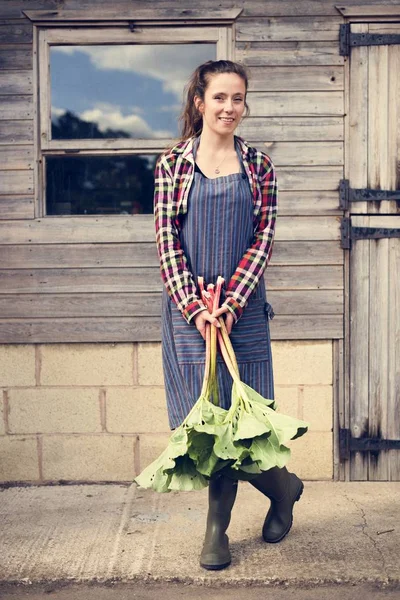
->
xmin=340 ymin=217 xmax=351 ymax=249
xmin=339 ymin=428 xmax=400 ymax=460
xmin=340 ymin=23 xmax=400 ymax=56
xmin=339 ymin=179 xmax=400 ymax=211
xmin=340 ymin=217 xmax=400 ymax=249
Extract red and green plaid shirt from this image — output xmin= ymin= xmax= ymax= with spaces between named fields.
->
xmin=154 ymin=134 xmax=278 ymax=325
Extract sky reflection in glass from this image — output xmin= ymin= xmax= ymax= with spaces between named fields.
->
xmin=50 ymin=44 xmax=216 ymax=140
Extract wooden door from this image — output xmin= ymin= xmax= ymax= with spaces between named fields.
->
xmin=346 ymin=23 xmax=400 ymax=480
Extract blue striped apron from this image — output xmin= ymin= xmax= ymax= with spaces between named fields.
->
xmin=161 ymin=136 xmax=275 ymax=429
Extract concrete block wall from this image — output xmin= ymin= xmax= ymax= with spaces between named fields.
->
xmin=0 ymin=341 xmax=333 ymax=483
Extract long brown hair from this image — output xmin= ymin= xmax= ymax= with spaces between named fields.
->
xmin=178 ymin=60 xmax=250 ymax=142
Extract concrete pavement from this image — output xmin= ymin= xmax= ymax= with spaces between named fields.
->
xmin=0 ymin=482 xmax=399 ymax=588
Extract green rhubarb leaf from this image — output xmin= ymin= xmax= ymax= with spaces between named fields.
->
xmin=249 ymin=432 xmax=291 ymax=471
xmin=238 ymin=381 xmax=277 ymax=410
xmin=134 ymin=446 xmax=175 ymax=493
xmin=213 ymin=423 xmax=244 ymax=460
xmin=168 ymin=455 xmax=209 ymax=491
xmin=232 ymin=408 xmax=271 ymax=441
xmin=254 ymin=404 xmax=309 ymax=446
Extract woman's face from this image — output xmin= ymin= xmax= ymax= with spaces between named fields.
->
xmin=195 ymin=72 xmax=246 ymax=135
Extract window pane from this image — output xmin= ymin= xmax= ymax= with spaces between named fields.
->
xmin=50 ymin=44 xmax=216 ymax=140
xmin=46 ymin=155 xmax=157 ymax=215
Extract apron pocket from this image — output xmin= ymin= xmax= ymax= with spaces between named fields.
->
xmin=229 ymin=297 xmax=271 ymax=363
xmin=170 ymin=304 xmax=206 ymax=365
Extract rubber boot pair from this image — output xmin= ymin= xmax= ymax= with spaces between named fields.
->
xmin=200 ymin=475 xmax=238 ymax=570
xmin=249 ymin=466 xmax=304 ymax=543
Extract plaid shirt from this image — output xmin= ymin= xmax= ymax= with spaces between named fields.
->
xmin=154 ymin=134 xmax=278 ymax=325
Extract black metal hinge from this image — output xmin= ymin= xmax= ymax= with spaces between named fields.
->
xmin=340 ymin=23 xmax=400 ymax=56
xmin=339 ymin=179 xmax=400 ymax=211
xmin=340 ymin=217 xmax=400 ymax=249
xmin=339 ymin=428 xmax=400 ymax=460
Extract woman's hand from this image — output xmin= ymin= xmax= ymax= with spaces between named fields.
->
xmin=193 ymin=310 xmax=220 ymax=341
xmin=212 ymin=306 xmax=235 ymax=335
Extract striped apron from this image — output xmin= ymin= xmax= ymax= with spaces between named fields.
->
xmin=161 ymin=136 xmax=275 ymax=429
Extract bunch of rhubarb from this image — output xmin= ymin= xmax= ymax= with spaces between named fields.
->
xmin=134 ymin=276 xmax=308 ymax=493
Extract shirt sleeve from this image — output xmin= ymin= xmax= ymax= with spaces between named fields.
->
xmin=154 ymin=155 xmax=207 ymax=324
xmin=221 ymin=154 xmax=278 ymax=323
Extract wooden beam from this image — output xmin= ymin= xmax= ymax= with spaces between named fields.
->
xmin=22 ymin=8 xmax=243 ymax=23
xmin=335 ymin=5 xmax=400 ymax=18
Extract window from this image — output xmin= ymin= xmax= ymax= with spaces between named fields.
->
xmin=36 ymin=25 xmax=234 ymax=216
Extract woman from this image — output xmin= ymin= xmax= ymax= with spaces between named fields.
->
xmin=154 ymin=60 xmax=303 ymax=570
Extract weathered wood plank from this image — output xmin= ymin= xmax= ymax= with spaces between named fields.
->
xmin=0 ymin=289 xmax=343 ymax=318
xmin=0 ymin=46 xmax=32 ymax=69
xmin=247 ymin=91 xmax=343 ymax=117
xmin=0 ymin=170 xmax=33 ymax=195
xmin=278 ymin=168 xmax=342 ymax=191
xmin=0 ymin=96 xmax=33 ymax=120
xmin=0 ymin=215 xmax=341 ymax=244
xmin=248 ymin=66 xmax=343 ymax=91
xmin=0 ymin=120 xmax=33 ymax=144
xmin=0 ymin=314 xmax=343 ymax=343
xmin=0 ymin=170 xmax=33 ymax=194
xmin=236 ymin=17 xmax=342 ymax=42
xmin=338 ymin=5 xmax=400 ymax=17
xmin=368 ymin=234 xmax=389 ymax=480
xmin=348 ymin=24 xmax=368 ymax=224
xmin=236 ymin=42 xmax=343 ymax=66
xmin=367 ymin=39 xmax=400 ymax=214
xmin=0 ymin=146 xmax=33 ymax=169
xmin=0 ymin=240 xmax=343 ymax=269
xmin=349 ymin=213 xmax=370 ymax=481
xmin=0 ymin=196 xmax=34 ymax=219
xmin=270 ymin=314 xmax=343 ymax=339
xmin=0 ymin=70 xmax=32 ymax=94
xmin=278 ymin=191 xmax=341 ymax=215
xmin=388 ymin=237 xmax=400 ymax=480
xmin=369 ymin=23 xmax=400 ymax=33
xmin=0 ymin=265 xmax=343 ymax=293
xmin=44 ymin=26 xmax=219 ymax=44
xmin=250 ymin=141 xmax=343 ymax=166
xmin=0 ymin=22 xmax=32 ymax=43
xmin=1 ymin=0 xmax=388 ymax=19
xmin=239 ymin=117 xmax=343 ymax=141
xmin=22 ymin=7 xmax=243 ymax=21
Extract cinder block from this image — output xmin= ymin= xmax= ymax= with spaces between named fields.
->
xmin=287 ymin=431 xmax=333 ymax=480
xmin=272 ymin=341 xmax=332 ymax=385
xmin=40 ymin=344 xmax=134 ymax=386
xmin=274 ymin=386 xmax=299 ymax=418
xmin=106 ymin=387 xmax=169 ymax=433
xmin=42 ymin=435 xmax=136 ymax=482
xmin=0 ymin=436 xmax=39 ymax=482
xmin=137 ymin=343 xmax=163 ymax=386
xmin=302 ymin=386 xmax=333 ymax=431
xmin=138 ymin=433 xmax=170 ymax=471
xmin=0 ymin=345 xmax=35 ymax=387
xmin=8 ymin=388 xmax=102 ymax=434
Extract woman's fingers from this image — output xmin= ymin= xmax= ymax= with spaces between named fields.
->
xmin=193 ymin=310 xmax=220 ymax=340
xmin=212 ymin=306 xmax=229 ymax=318
xmin=225 ymin=313 xmax=234 ymax=335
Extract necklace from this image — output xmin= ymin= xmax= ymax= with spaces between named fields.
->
xmin=214 ymin=147 xmax=231 ymax=174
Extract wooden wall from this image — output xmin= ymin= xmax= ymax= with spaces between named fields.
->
xmin=0 ymin=0 xmax=386 ymax=344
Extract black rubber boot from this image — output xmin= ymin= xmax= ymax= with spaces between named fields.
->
xmin=249 ymin=466 xmax=304 ymax=543
xmin=200 ymin=475 xmax=238 ymax=570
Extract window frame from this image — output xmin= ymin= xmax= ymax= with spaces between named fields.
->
xmin=32 ymin=20 xmax=236 ymax=217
